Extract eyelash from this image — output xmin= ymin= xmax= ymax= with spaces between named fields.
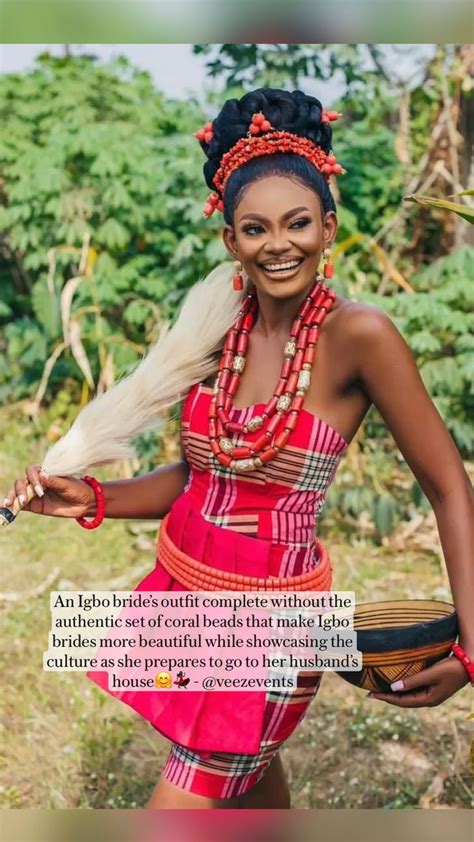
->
xmin=242 ymin=217 xmax=312 ymax=235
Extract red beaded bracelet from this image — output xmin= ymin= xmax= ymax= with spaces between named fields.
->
xmin=451 ymin=643 xmax=474 ymax=686
xmin=75 ymin=476 xmax=106 ymax=530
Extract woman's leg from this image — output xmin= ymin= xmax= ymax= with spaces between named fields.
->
xmin=237 ymin=752 xmax=291 ymax=810
xmin=147 ymin=775 xmax=241 ymax=809
xmin=146 ymin=751 xmax=290 ymax=809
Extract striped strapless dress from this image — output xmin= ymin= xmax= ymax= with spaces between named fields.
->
xmin=87 ymin=381 xmax=348 ymax=799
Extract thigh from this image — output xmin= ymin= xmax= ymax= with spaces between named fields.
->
xmin=237 ymin=751 xmax=291 ymax=809
xmin=147 ymin=774 xmax=240 ymax=809
xmin=158 ymin=740 xmax=286 ymax=802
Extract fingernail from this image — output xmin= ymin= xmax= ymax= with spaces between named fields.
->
xmin=390 ymin=680 xmax=404 ymax=692
xmin=34 ymin=484 xmax=45 ymax=498
xmin=3 ymin=498 xmax=10 ymax=507
xmin=367 ymin=692 xmax=374 ymax=698
xmin=18 ymin=494 xmax=26 ymax=505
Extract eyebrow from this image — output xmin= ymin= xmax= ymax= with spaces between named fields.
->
xmin=239 ymin=206 xmax=311 ymax=222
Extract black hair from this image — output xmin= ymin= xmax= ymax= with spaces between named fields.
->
xmin=199 ymin=88 xmax=337 ymax=225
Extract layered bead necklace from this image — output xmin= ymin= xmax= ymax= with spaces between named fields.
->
xmin=208 ymin=275 xmax=336 ymax=473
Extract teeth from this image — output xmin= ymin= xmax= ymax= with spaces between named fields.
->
xmin=262 ymin=259 xmax=302 ymax=272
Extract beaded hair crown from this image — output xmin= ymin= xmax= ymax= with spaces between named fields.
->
xmin=195 ymin=108 xmax=346 ymax=217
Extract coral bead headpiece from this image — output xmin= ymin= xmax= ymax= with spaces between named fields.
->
xmin=194 ymin=109 xmax=346 ymax=217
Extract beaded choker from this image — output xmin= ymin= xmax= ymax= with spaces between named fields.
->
xmin=208 ymin=276 xmax=336 ymax=473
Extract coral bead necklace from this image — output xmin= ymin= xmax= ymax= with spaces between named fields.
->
xmin=208 ymin=275 xmax=336 ymax=473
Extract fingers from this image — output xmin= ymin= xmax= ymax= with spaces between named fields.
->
xmin=367 ymin=687 xmax=435 ymax=708
xmin=383 ymin=662 xmax=446 ymax=695
xmin=3 ymin=479 xmax=26 ymax=509
xmin=27 ymin=464 xmax=46 ymax=499
xmin=3 ymin=465 xmax=45 ymax=511
xmin=366 ymin=657 xmax=466 ymax=708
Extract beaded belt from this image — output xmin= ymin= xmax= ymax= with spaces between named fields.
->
xmin=157 ymin=512 xmax=332 ymax=592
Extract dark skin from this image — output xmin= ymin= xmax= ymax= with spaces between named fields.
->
xmin=7 ymin=172 xmax=474 ymax=688
xmin=5 ymin=173 xmax=473 ymax=811
xmin=220 ymin=174 xmax=474 ymax=711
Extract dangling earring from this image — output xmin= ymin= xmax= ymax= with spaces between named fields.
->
xmin=322 ymin=247 xmax=334 ymax=279
xmin=233 ymin=260 xmax=244 ymax=291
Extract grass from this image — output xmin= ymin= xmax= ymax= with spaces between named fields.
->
xmin=0 ymin=406 xmax=472 ymax=809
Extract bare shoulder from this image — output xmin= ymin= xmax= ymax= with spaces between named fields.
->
xmin=332 ymin=295 xmax=398 ymax=339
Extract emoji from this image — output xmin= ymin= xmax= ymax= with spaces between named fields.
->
xmin=155 ymin=672 xmax=172 ymax=688
xmin=174 ymin=670 xmax=190 ymax=688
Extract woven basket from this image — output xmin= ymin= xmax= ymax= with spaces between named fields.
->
xmin=335 ymin=599 xmax=458 ymax=692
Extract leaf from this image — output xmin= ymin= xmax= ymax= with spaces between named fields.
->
xmin=205 ymin=237 xmax=228 ymax=263
xmin=171 ymin=233 xmax=203 ymax=264
xmin=409 ymin=330 xmax=442 ymax=355
xmin=32 ymin=276 xmax=61 ymax=338
xmin=123 ymin=300 xmax=152 ymax=328
xmin=373 ymin=494 xmax=397 ymax=537
xmin=96 ymin=218 xmax=131 ymax=250
xmin=404 ymin=195 xmax=474 ymax=224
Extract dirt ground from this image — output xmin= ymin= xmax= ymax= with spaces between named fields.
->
xmin=1 ymin=411 xmax=472 ymax=809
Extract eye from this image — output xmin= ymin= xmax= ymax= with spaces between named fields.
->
xmin=241 ymin=217 xmax=312 ymax=236
xmin=290 ymin=216 xmax=312 ymax=228
xmin=242 ymin=223 xmax=264 ymax=235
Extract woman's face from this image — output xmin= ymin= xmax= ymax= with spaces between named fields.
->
xmin=223 ymin=174 xmax=337 ymax=299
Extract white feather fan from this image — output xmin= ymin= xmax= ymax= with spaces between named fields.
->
xmin=41 ymin=261 xmax=249 ymax=476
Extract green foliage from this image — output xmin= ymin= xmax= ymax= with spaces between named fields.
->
xmin=193 ymin=44 xmax=373 ymax=90
xmin=1 ymin=49 xmax=471 ymax=541
xmin=194 ymin=45 xmax=407 ymax=235
xmin=360 ymin=248 xmax=474 ymax=457
xmin=336 ymin=102 xmax=404 ymax=236
xmin=320 ymin=247 xmax=473 ymax=534
xmin=405 ymin=194 xmax=474 ymax=224
xmin=324 ymin=440 xmax=432 ymax=542
xmin=373 ymin=493 xmax=397 ymax=538
xmin=0 ymin=53 xmax=222 ymax=403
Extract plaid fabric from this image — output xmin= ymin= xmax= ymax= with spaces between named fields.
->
xmin=180 ymin=383 xmax=347 ymax=575
xmin=158 ymin=385 xmax=344 ymax=798
xmin=161 ymin=671 xmax=323 ymax=798
xmin=88 ymin=382 xmax=346 ymax=799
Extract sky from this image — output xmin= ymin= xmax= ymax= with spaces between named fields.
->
xmin=1 ymin=44 xmax=211 ymax=98
xmin=1 ymin=43 xmax=436 ymax=105
xmin=0 ymin=43 xmax=347 ymax=103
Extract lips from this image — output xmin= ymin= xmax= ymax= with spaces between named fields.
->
xmin=259 ymin=257 xmax=305 ymax=276
xmin=260 ymin=257 xmax=304 ymax=270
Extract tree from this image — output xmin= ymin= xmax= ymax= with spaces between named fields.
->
xmin=0 ymin=53 xmax=225 ymax=404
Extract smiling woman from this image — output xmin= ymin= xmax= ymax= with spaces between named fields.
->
xmin=6 ymin=86 xmax=473 ymax=811
xmin=223 ymin=178 xmax=337 ymax=304
xmin=145 ymin=87 xmax=471 ymax=807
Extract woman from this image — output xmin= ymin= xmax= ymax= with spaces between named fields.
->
xmin=4 ymin=88 xmax=473 ymax=810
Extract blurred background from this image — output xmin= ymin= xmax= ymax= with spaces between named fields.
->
xmin=0 ymin=43 xmax=473 ymax=810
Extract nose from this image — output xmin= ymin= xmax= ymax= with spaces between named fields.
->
xmin=262 ymin=231 xmax=293 ymax=257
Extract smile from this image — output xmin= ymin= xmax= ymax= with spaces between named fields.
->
xmin=259 ymin=257 xmax=305 ymax=275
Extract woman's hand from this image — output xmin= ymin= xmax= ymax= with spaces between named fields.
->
xmin=3 ymin=464 xmax=96 ymax=519
xmin=366 ymin=655 xmax=470 ymax=707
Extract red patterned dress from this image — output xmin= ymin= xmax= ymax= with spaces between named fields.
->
xmin=87 ymin=380 xmax=348 ymax=799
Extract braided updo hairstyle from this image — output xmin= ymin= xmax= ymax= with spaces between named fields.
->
xmin=200 ymin=88 xmax=337 ymax=225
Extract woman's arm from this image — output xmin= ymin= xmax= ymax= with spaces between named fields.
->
xmin=84 ymin=459 xmax=190 ymax=520
xmin=350 ymin=306 xmax=473 ymax=703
